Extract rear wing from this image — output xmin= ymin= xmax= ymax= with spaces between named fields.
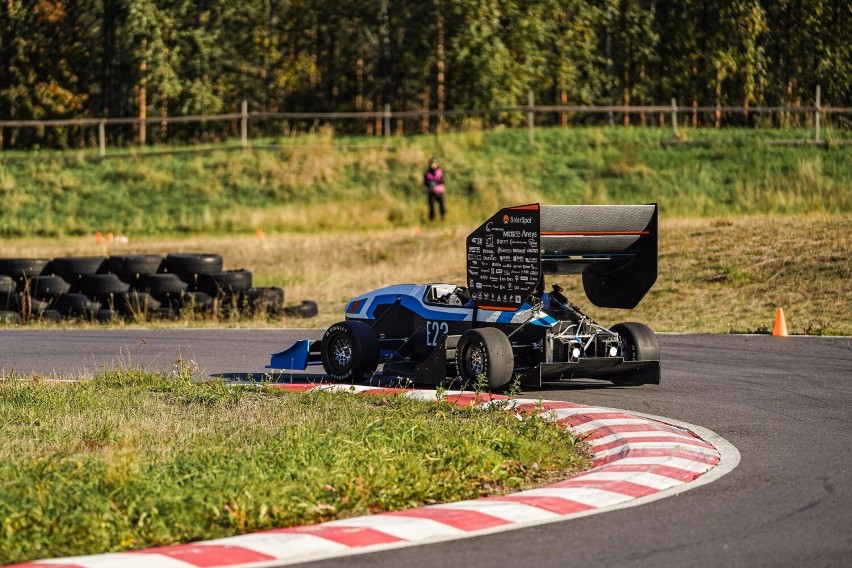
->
xmin=466 ymin=203 xmax=657 ymax=310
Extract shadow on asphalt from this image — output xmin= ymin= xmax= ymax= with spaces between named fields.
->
xmin=212 ymin=371 xmax=624 ymax=393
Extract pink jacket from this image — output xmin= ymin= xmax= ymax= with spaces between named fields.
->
xmin=424 ymin=167 xmax=445 ymax=194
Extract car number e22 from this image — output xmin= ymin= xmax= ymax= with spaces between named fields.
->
xmin=426 ymin=321 xmax=449 ymax=346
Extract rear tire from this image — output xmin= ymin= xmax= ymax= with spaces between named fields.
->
xmin=456 ymin=327 xmax=514 ymax=390
xmin=611 ymin=322 xmax=659 ymax=386
xmin=321 ymin=321 xmax=379 ymax=381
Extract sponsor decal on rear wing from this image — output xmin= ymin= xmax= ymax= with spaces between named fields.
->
xmin=467 ymin=203 xmax=658 ymax=310
xmin=466 ymin=204 xmax=542 ymax=311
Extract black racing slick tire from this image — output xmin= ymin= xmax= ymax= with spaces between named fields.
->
xmin=320 ymin=320 xmax=379 ymax=382
xmin=610 ymin=322 xmax=660 ymax=386
xmin=456 ymin=327 xmax=514 ymax=390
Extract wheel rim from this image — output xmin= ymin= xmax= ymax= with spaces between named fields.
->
xmin=331 ymin=336 xmax=353 ymax=369
xmin=464 ymin=343 xmax=486 ymax=377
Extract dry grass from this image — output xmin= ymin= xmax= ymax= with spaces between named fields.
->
xmin=3 ymin=215 xmax=849 ymax=334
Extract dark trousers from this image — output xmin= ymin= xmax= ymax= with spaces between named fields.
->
xmin=428 ymin=191 xmax=445 ymax=220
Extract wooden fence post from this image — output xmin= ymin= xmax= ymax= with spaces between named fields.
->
xmin=671 ymin=98 xmax=678 ymax=138
xmin=814 ymin=85 xmax=821 ymax=144
xmin=98 ymin=120 xmax=106 ymax=158
xmin=240 ymin=100 xmax=248 ymax=149
xmin=528 ymin=90 xmax=535 ymax=144
xmin=383 ymin=104 xmax=391 ymax=139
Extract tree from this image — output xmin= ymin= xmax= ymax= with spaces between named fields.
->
xmin=545 ymin=0 xmax=603 ymax=124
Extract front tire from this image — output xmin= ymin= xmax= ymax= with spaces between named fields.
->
xmin=611 ymin=322 xmax=659 ymax=386
xmin=456 ymin=327 xmax=514 ymax=390
xmin=321 ymin=321 xmax=379 ymax=381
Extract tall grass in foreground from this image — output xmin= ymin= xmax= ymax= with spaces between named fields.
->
xmin=0 ymin=127 xmax=849 ymax=237
xmin=0 ymin=371 xmax=588 ymax=564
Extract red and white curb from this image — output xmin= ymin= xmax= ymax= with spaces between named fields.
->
xmin=9 ymin=385 xmax=740 ymax=568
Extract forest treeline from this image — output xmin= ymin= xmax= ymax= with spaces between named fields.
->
xmin=1 ymin=1 xmax=849 ymax=147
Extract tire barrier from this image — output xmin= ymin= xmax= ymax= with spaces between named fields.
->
xmin=0 ymin=254 xmax=316 ymax=324
xmin=0 ymin=275 xmax=16 ymax=295
xmin=30 ymin=275 xmax=73 ymax=299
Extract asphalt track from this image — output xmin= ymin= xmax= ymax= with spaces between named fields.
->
xmin=1 ymin=330 xmax=850 ymax=567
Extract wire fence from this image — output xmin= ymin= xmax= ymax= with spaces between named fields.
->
xmin=1 ymin=87 xmax=849 ymax=159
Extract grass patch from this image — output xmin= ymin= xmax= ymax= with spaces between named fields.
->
xmin=0 ymin=127 xmax=849 ymax=237
xmin=0 ymin=372 xmax=589 ymax=563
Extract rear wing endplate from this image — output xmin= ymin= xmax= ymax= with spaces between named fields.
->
xmin=466 ymin=203 xmax=658 ymax=310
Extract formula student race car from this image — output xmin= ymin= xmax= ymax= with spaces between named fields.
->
xmin=269 ymin=203 xmax=660 ymax=389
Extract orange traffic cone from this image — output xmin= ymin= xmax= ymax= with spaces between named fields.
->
xmin=772 ymin=307 xmax=789 ymax=337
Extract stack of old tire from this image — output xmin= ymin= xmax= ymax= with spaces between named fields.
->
xmin=0 ymin=254 xmax=317 ymax=324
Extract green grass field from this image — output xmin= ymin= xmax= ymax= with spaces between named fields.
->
xmin=0 ymin=127 xmax=849 ymax=237
xmin=0 ymin=372 xmax=588 ymax=563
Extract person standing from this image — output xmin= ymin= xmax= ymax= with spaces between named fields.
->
xmin=423 ymin=157 xmax=446 ymax=221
